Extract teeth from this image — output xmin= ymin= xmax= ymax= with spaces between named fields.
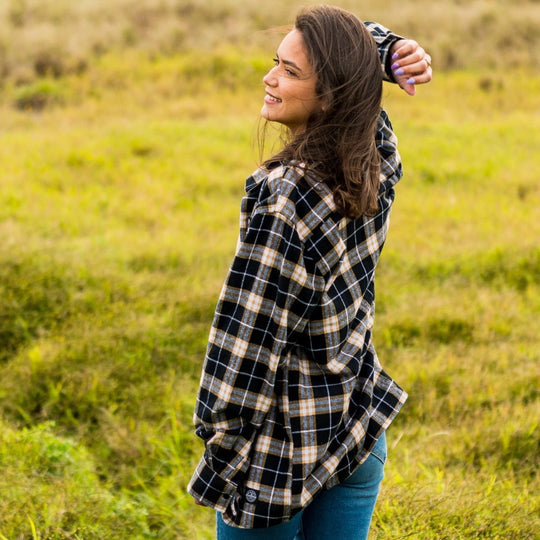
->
xmin=267 ymin=94 xmax=281 ymax=103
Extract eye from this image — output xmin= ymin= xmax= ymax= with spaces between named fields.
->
xmin=271 ymin=57 xmax=298 ymax=77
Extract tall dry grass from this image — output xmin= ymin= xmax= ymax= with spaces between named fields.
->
xmin=0 ymin=0 xmax=539 ymax=88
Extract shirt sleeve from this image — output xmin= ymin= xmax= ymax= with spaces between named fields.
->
xmin=188 ymin=208 xmax=321 ymax=511
xmin=377 ymin=109 xmax=403 ymax=193
xmin=364 ymin=21 xmax=404 ymax=83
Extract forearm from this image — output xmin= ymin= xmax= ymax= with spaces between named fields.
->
xmin=364 ymin=21 xmax=404 ymax=82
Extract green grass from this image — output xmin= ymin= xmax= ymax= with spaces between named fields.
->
xmin=0 ymin=19 xmax=539 ymax=540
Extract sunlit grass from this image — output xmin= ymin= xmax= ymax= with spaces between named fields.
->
xmin=0 ymin=27 xmax=538 ymax=540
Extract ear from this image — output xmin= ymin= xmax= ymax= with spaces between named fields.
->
xmin=319 ymin=93 xmax=329 ymax=112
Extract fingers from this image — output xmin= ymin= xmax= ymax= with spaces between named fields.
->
xmin=390 ymin=39 xmax=433 ymax=91
xmin=398 ymin=78 xmax=417 ymax=97
xmin=398 ymin=59 xmax=432 ymax=84
xmin=392 ymin=39 xmax=425 ymax=63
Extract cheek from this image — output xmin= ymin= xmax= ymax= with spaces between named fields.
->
xmin=290 ymin=83 xmax=318 ymax=105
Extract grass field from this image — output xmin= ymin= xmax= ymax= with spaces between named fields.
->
xmin=0 ymin=1 xmax=539 ymax=538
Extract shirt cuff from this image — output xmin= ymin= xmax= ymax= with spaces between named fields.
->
xmin=187 ymin=455 xmax=238 ymax=513
xmin=382 ymin=34 xmax=405 ymax=83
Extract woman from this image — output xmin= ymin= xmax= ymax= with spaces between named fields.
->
xmin=188 ymin=5 xmax=432 ymax=539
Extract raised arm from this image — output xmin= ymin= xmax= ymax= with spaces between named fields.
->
xmin=365 ymin=21 xmax=432 ymax=96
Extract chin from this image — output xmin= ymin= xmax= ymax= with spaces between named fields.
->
xmin=260 ymin=106 xmax=272 ymax=121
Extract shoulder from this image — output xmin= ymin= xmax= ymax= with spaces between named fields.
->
xmin=254 ymin=162 xmax=339 ymax=240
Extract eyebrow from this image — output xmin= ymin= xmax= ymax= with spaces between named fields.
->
xmin=276 ymin=53 xmax=302 ymax=72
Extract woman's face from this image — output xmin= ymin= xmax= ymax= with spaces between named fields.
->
xmin=261 ymin=29 xmax=323 ymax=135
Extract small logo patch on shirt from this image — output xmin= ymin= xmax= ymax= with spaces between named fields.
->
xmin=244 ymin=489 xmax=258 ymax=504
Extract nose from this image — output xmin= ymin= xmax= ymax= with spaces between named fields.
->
xmin=263 ymin=66 xmax=278 ymax=86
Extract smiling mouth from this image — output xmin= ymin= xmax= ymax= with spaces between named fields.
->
xmin=265 ymin=92 xmax=282 ymax=103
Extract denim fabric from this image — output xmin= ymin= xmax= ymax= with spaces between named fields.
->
xmin=216 ymin=432 xmax=387 ymax=540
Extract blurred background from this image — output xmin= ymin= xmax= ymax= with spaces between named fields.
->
xmin=0 ymin=1 xmax=538 ymax=539
xmin=1 ymin=0 xmax=539 ymax=87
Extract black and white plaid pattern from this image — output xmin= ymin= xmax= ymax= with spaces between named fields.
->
xmin=189 ymin=23 xmax=407 ymax=529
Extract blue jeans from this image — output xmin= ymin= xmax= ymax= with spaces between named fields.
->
xmin=216 ymin=432 xmax=387 ymax=540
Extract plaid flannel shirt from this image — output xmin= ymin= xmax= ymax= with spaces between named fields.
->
xmin=188 ymin=22 xmax=407 ymax=529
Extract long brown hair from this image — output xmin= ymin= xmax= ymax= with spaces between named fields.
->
xmin=262 ymin=5 xmax=383 ymax=218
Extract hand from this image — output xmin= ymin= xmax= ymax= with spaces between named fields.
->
xmin=389 ymin=39 xmax=432 ymax=96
